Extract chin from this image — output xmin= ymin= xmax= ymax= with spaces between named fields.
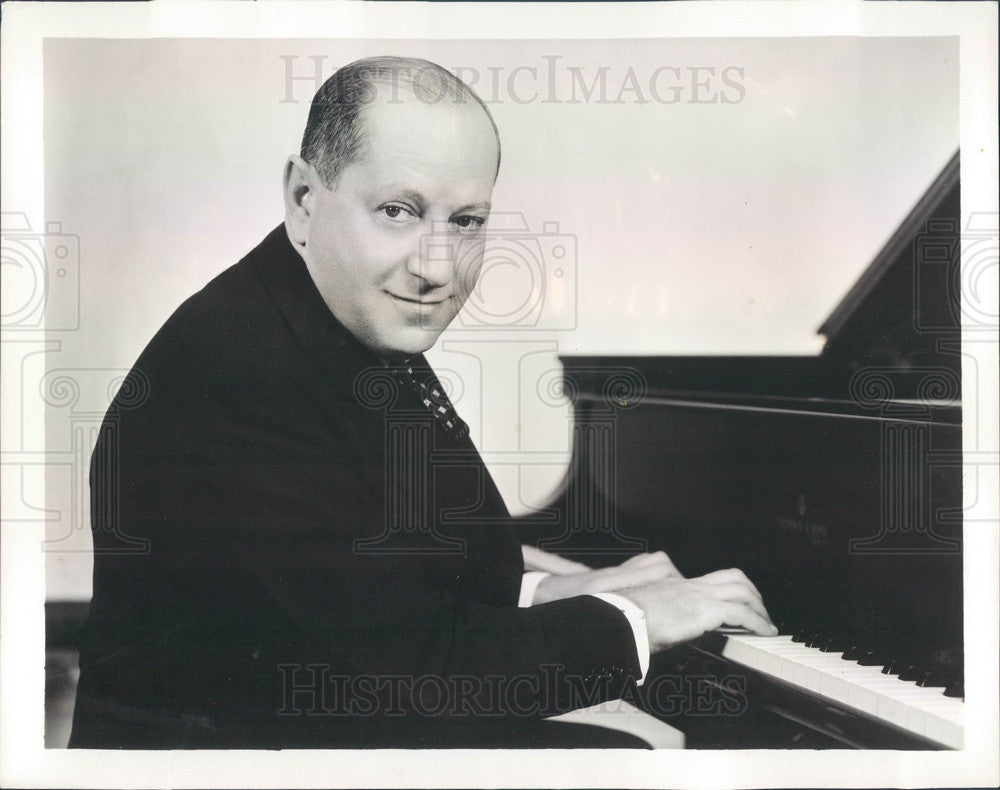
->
xmin=380 ymin=326 xmax=443 ymax=358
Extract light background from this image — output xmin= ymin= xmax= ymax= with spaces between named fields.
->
xmin=42 ymin=36 xmax=958 ymax=600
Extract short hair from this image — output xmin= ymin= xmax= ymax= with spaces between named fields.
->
xmin=300 ymin=55 xmax=501 ymax=187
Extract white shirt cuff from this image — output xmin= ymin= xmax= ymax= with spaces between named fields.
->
xmin=518 ymin=571 xmax=550 ymax=607
xmin=588 ymin=592 xmax=651 ymax=685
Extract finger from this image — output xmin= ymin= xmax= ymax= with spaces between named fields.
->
xmin=698 ymin=567 xmax=748 ymax=584
xmin=696 ymin=572 xmax=765 ymax=609
xmin=698 ymin=567 xmax=762 ymax=598
xmin=522 ymin=545 xmax=592 ymax=575
xmin=717 ymin=602 xmax=778 ymax=636
xmin=621 ymin=553 xmax=658 ymax=567
xmin=710 ymin=584 xmax=771 ymax=622
xmin=650 ymin=551 xmax=682 ymax=576
xmin=705 ymin=580 xmax=764 ymax=605
xmin=707 ymin=583 xmax=771 ymax=622
xmin=556 ymin=558 xmax=592 ymax=575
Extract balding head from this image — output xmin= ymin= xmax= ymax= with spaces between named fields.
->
xmin=301 ymin=56 xmax=501 ymax=188
xmin=283 ymin=56 xmax=501 ymax=359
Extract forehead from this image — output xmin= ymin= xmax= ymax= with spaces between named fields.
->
xmin=350 ymin=88 xmax=499 ymax=193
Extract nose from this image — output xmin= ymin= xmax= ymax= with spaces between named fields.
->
xmin=407 ymin=235 xmax=456 ymax=290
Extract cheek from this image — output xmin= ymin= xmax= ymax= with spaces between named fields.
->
xmin=454 ymin=244 xmax=486 ymax=296
xmin=308 ymin=214 xmax=353 ymax=278
xmin=341 ymin=217 xmax=416 ymax=282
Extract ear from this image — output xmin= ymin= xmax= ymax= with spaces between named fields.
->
xmin=283 ymin=155 xmax=317 ymax=249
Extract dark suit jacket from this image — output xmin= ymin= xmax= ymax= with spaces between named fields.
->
xmin=69 ymin=225 xmax=641 ymax=749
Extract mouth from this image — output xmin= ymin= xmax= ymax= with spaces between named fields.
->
xmin=387 ymin=293 xmax=449 ymax=307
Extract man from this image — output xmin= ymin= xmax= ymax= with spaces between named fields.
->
xmin=70 ymin=56 xmax=774 ymax=749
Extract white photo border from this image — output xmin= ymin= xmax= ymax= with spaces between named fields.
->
xmin=1 ymin=2 xmax=997 ymax=788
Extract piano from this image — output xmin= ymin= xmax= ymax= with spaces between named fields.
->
xmin=520 ymin=151 xmax=964 ymax=749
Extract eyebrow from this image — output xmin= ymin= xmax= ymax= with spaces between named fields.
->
xmin=454 ymin=202 xmax=492 ymax=215
xmin=384 ymin=188 xmax=428 ymax=208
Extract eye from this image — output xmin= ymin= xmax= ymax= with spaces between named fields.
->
xmin=452 ymin=215 xmax=486 ymax=234
xmin=379 ymin=203 xmax=417 ymax=222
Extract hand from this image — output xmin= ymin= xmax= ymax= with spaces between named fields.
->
xmin=618 ymin=567 xmax=778 ymax=651
xmin=521 ymin=544 xmax=591 ymax=575
xmin=532 ymin=551 xmax=683 ymax=605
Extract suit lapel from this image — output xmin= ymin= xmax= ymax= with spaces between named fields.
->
xmin=247 ymin=226 xmax=519 ymax=597
xmin=249 ymin=224 xmax=386 ymax=468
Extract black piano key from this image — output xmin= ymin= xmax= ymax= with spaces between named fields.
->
xmin=791 ymin=628 xmax=812 ymax=643
xmin=922 ymin=647 xmax=964 ymax=697
xmin=916 ymin=670 xmax=950 ymax=688
xmin=842 ymin=642 xmax=868 ymax=661
xmin=893 ymin=644 xmax=922 ymax=668
xmin=882 ymin=658 xmax=910 ymax=676
xmin=896 ymin=663 xmax=924 ymax=681
xmin=856 ymin=649 xmax=883 ymax=667
xmin=814 ymin=635 xmax=834 ymax=651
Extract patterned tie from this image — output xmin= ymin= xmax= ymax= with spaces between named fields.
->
xmin=393 ymin=358 xmax=470 ymax=441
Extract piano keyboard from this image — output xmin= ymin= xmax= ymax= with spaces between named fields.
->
xmin=719 ymin=633 xmax=964 ymax=749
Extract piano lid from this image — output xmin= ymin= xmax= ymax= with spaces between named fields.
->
xmin=561 ymin=150 xmax=963 ymax=404
xmin=818 ymin=150 xmax=961 ymax=371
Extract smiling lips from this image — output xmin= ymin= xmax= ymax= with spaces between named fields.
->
xmin=388 ymin=293 xmax=448 ymax=307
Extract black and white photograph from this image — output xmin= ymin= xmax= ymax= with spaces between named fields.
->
xmin=1 ymin=2 xmax=997 ymax=788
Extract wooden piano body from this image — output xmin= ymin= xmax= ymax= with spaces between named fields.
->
xmin=519 ymin=152 xmax=964 ymax=749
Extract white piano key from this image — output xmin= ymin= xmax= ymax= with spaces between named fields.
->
xmin=742 ymin=636 xmax=801 ymax=646
xmin=792 ymin=661 xmax=828 ymax=691
xmin=875 ymin=694 xmax=912 ymax=728
xmin=924 ymin=713 xmax=964 ymax=749
xmin=895 ymin=700 xmax=964 ymax=728
xmin=846 ymin=681 xmax=882 ymax=714
xmin=903 ymin=703 xmax=929 ymax=736
xmin=718 ymin=634 xmax=964 ymax=748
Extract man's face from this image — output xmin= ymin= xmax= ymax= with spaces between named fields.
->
xmin=300 ymin=90 xmax=499 ymax=359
